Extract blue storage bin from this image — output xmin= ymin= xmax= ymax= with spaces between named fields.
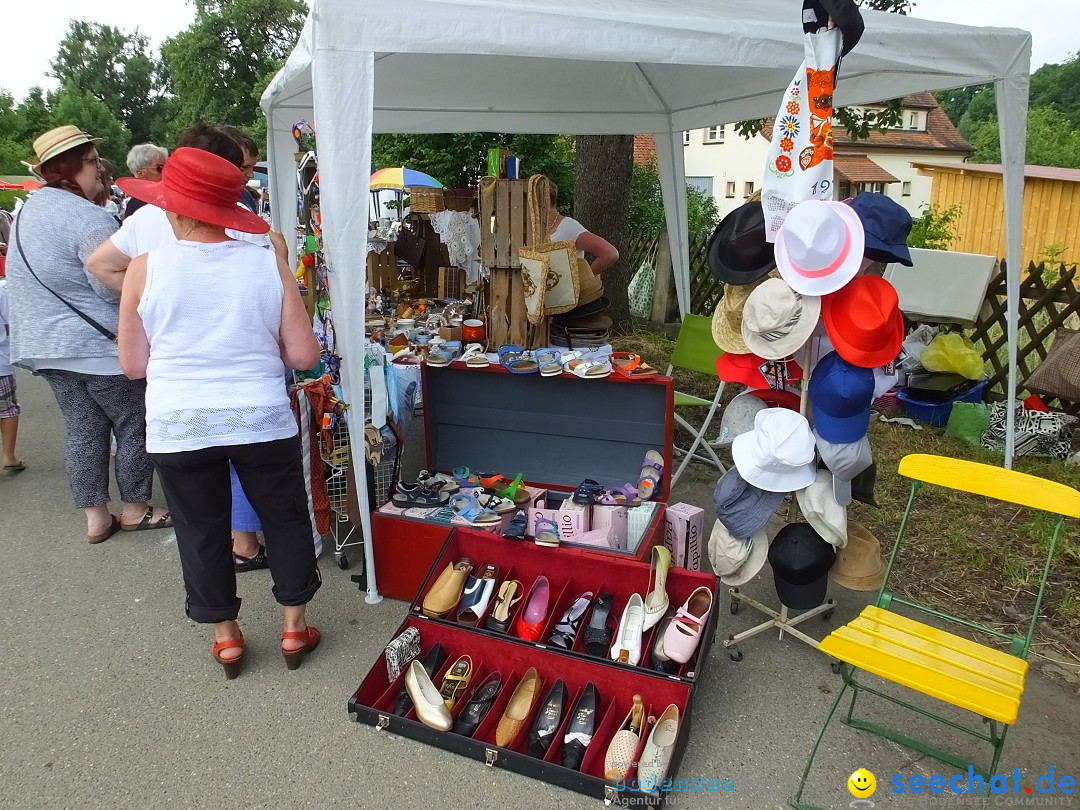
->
xmin=898 ymin=377 xmax=989 ymax=427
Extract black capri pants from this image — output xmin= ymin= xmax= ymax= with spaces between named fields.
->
xmin=150 ymin=435 xmax=321 ymax=623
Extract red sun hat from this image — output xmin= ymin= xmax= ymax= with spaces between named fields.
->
xmin=117 ymin=147 xmax=269 ymax=235
xmin=716 ymin=351 xmax=803 ymax=390
xmin=822 ymin=275 xmax=905 ymax=368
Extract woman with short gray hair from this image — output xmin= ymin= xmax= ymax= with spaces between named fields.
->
xmin=123 ymin=144 xmax=168 ymax=220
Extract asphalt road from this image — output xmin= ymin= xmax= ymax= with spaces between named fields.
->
xmin=1 ymin=370 xmax=1077 ymax=810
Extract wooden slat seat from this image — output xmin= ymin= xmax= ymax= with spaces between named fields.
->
xmin=819 ymin=606 xmax=1028 ymax=725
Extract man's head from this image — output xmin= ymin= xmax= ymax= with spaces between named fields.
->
xmin=175 ymin=124 xmax=244 ymax=170
xmin=126 ymin=143 xmax=169 ymax=182
xmin=221 ymin=126 xmax=259 ymax=181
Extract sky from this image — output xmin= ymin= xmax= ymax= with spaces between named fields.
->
xmin=0 ymin=0 xmax=1076 ymax=103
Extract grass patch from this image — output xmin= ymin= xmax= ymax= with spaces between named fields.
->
xmin=614 ymin=325 xmax=1080 ymax=664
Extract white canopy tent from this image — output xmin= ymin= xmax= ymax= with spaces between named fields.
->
xmin=263 ymin=0 xmax=1030 ymax=602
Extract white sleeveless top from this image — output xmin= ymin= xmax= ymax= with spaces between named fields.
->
xmin=550 ymin=216 xmax=587 ymax=258
xmin=138 ymin=239 xmax=296 ymax=453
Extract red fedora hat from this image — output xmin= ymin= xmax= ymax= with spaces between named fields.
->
xmin=117 ymin=147 xmax=269 ymax=235
xmin=822 ymin=275 xmax=904 ymax=368
xmin=716 ymin=351 xmax=803 ymax=390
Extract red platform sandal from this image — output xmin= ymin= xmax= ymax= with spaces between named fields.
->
xmin=212 ymin=634 xmax=245 ymax=680
xmin=282 ymin=626 xmax=321 ymax=670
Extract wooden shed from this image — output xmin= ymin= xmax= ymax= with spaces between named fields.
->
xmin=913 ymin=162 xmax=1080 ymax=266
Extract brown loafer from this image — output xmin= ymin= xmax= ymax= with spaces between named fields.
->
xmin=421 ymin=558 xmax=473 ymax=618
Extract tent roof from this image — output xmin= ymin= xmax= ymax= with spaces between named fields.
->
xmin=264 ymin=0 xmax=1031 ymax=134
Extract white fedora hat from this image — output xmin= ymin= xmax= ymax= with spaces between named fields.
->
xmin=775 ymin=200 xmax=865 ymax=296
xmin=731 ymin=407 xmax=817 ymax=493
xmin=796 ymin=469 xmax=848 ymax=548
xmin=741 ymin=278 xmax=821 ymax=361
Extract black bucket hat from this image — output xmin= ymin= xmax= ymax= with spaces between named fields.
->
xmin=706 ymin=201 xmax=775 ymax=285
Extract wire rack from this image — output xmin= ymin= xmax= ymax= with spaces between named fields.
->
xmin=319 ymin=414 xmax=362 ymax=567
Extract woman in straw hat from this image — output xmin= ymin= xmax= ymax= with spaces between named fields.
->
xmin=5 ymin=125 xmax=173 ymax=543
xmin=116 ymin=147 xmax=322 ymax=678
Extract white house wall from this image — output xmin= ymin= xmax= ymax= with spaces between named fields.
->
xmin=681 ymin=128 xmax=967 ymax=219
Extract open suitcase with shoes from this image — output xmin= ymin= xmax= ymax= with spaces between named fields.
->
xmin=349 ymin=527 xmax=720 ymax=806
xmin=370 ymin=364 xmax=675 ymax=600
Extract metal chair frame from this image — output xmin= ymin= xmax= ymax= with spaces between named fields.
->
xmin=665 ymin=314 xmax=726 ymax=486
xmin=792 ymin=454 xmax=1080 ymax=810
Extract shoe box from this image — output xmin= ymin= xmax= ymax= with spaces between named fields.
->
xmin=349 ymin=527 xmax=720 ymax=806
xmin=371 ymin=364 xmax=674 ymax=600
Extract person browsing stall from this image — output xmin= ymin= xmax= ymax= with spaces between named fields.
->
xmin=547 ymin=182 xmax=619 ymax=274
xmin=116 ymin=147 xmax=323 ymax=679
xmin=5 ymin=126 xmax=171 ymax=542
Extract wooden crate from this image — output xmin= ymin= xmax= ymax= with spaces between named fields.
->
xmin=479 ymin=178 xmax=548 ymax=270
xmin=367 ymin=244 xmax=397 ymax=290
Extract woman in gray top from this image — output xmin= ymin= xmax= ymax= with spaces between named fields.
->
xmin=5 ymin=125 xmax=171 ymax=543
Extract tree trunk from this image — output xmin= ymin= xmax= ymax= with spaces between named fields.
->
xmin=573 ymin=135 xmax=634 ymax=334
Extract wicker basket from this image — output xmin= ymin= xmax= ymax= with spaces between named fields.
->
xmin=408 ymin=186 xmax=445 ymax=213
xmin=444 ymin=188 xmax=475 ymax=212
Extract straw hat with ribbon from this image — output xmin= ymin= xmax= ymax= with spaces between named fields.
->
xmin=710 ymin=270 xmax=777 ymax=354
xmin=118 ymin=147 xmax=269 ymax=235
xmin=828 ymin=521 xmax=885 ymax=591
xmin=27 ymin=125 xmax=101 ymax=176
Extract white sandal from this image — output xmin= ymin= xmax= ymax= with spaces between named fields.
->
xmin=566 ymin=358 xmax=612 ymax=379
xmin=458 ymin=343 xmax=490 ymax=367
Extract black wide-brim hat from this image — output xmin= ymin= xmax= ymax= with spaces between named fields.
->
xmin=707 ymin=201 xmax=775 ymax=285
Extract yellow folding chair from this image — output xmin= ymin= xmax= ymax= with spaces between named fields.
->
xmin=792 ymin=454 xmax=1080 ymax=809
xmin=665 ymin=314 xmax=727 ymax=486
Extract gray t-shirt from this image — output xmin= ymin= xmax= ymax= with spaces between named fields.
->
xmin=5 ymin=188 xmax=120 ymax=368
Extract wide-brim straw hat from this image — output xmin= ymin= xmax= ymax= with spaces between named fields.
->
xmin=828 ymin=521 xmax=885 ymax=591
xmin=711 ymin=271 xmax=777 ymax=354
xmin=118 ymin=147 xmax=269 ymax=235
xmin=29 ymin=125 xmax=101 ymax=175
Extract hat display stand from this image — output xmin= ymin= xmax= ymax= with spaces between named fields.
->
xmin=723 ymin=342 xmax=836 ymax=661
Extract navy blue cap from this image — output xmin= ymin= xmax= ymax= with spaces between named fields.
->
xmin=809 ymin=351 xmax=875 ymax=444
xmin=849 ymin=193 xmax=913 ymax=267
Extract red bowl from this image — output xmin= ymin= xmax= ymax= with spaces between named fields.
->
xmin=462 ymin=319 xmax=486 ymax=343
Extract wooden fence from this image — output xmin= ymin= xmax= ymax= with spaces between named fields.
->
xmin=968 ymin=261 xmax=1080 ymax=412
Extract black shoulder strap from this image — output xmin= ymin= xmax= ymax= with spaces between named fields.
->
xmin=13 ymin=206 xmax=118 ymax=342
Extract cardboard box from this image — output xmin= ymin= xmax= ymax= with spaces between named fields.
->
xmin=627 ymin=501 xmax=661 ymax=555
xmin=591 ymin=504 xmax=628 ymax=550
xmin=529 ymin=493 xmax=589 ymax=540
xmin=438 ymin=325 xmax=462 ymax=342
xmin=664 ymin=502 xmax=704 ymax=571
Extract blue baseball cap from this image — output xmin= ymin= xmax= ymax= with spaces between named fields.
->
xmin=849 ymin=193 xmax=913 ymax=267
xmin=808 ymin=351 xmax=875 ymax=443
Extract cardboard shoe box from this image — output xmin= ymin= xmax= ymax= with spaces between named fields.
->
xmin=664 ymin=502 xmax=705 ymax=571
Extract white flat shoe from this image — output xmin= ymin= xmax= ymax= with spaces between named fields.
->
xmin=609 ymin=593 xmax=644 ymax=666
xmin=642 ymin=546 xmax=671 ymax=631
xmin=637 ymin=704 xmax=680 ymax=789
xmin=405 ymin=660 xmax=452 ymax=731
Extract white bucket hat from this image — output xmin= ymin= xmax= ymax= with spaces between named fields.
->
xmin=731 ymin=408 xmax=817 ymax=493
xmin=709 ymin=519 xmax=771 ymax=586
xmin=741 ymin=278 xmax=821 ymax=361
xmin=796 ymin=469 xmax=848 ymax=548
xmin=775 ymin=200 xmax=865 ymax=296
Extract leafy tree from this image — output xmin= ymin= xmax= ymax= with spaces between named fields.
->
xmin=50 ymin=20 xmax=164 ymax=145
xmin=969 ymin=106 xmax=1080 ymax=169
xmin=956 ymin=86 xmax=998 ymax=139
xmin=908 ymin=203 xmax=962 ymax=250
xmin=627 ymin=162 xmax=719 ymax=238
xmin=371 ymin=133 xmax=575 ymax=198
xmin=49 ymin=81 xmax=131 ymax=168
xmin=935 ymin=86 xmax=982 ymax=126
xmin=13 ymin=88 xmax=55 ymax=144
xmin=161 ymin=0 xmax=306 ymax=148
xmin=1028 ymin=52 xmax=1080 ymax=128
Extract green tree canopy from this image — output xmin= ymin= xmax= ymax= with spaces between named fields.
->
xmin=969 ymin=106 xmax=1080 ymax=169
xmin=50 ymin=20 xmax=164 ymax=144
xmin=49 ymin=81 xmax=131 ymax=168
xmin=627 ymin=162 xmax=719 ymax=239
xmin=161 ymin=0 xmax=306 ymax=146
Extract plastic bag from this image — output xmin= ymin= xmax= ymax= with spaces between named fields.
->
xmin=628 ymin=262 xmax=655 ymax=319
xmin=944 ymin=401 xmax=991 ymax=446
xmin=921 ymin=333 xmax=984 ymax=380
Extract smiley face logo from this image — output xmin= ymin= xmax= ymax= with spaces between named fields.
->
xmin=847 ymin=768 xmax=877 ymax=798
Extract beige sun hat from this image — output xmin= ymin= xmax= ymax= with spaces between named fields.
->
xmin=828 ymin=521 xmax=885 ymax=591
xmin=711 ymin=273 xmax=771 ymax=354
xmin=29 ymin=125 xmax=101 ymax=174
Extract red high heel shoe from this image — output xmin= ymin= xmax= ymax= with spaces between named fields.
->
xmin=282 ymin=626 xmax=321 ymax=670
xmin=212 ymin=634 xmax=245 ymax=680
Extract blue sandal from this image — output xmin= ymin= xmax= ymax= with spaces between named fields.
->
xmin=497 ymin=344 xmax=539 ymax=374
xmin=449 ymin=493 xmax=502 ymax=525
xmin=533 ymin=348 xmax=563 ymax=377
xmin=533 ymin=516 xmax=560 ymax=547
xmin=572 ymin=478 xmax=604 ymax=504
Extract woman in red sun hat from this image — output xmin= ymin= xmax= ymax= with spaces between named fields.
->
xmin=117 ymin=147 xmax=323 ymax=679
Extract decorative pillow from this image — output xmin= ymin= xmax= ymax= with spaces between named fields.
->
xmin=1026 ymin=328 xmax=1080 ymax=404
xmin=520 ymin=240 xmax=580 ymax=317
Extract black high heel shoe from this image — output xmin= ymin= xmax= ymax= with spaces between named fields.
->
xmin=582 ymin=592 xmax=615 ymax=658
xmin=561 ymin=682 xmax=598 ymax=770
